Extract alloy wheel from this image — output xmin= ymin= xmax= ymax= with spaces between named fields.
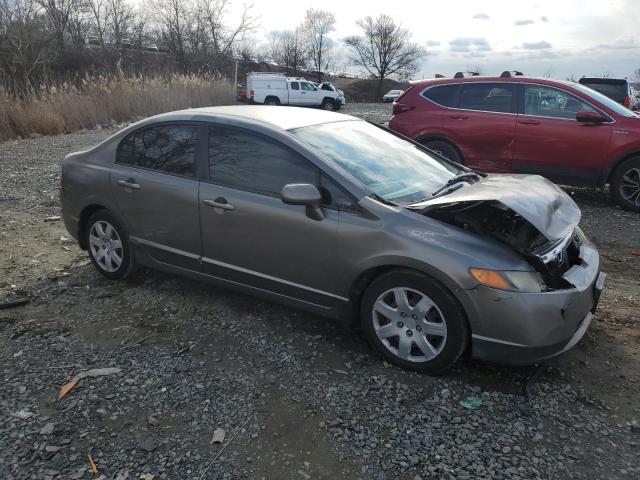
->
xmin=372 ymin=287 xmax=447 ymax=362
xmin=89 ymin=220 xmax=123 ymax=273
xmin=620 ymin=167 xmax=640 ymax=207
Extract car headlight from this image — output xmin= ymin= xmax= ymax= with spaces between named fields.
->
xmin=469 ymin=268 xmax=545 ymax=293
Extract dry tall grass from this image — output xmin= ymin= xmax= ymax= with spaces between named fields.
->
xmin=0 ymin=73 xmax=235 ymax=141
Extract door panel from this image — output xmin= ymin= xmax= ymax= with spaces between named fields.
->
xmin=109 ymin=123 xmax=202 ymax=268
xmin=288 ymin=81 xmax=304 ymax=105
xmin=440 ymin=83 xmax=516 ymax=172
xmin=110 ymin=166 xmax=200 ymax=268
xmin=513 ymin=85 xmax=612 ymax=185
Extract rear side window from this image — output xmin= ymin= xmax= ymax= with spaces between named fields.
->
xmin=208 ymin=126 xmax=316 ymax=196
xmin=458 ymin=83 xmax=514 ymax=113
xmin=290 ymin=82 xmax=299 ymax=90
xmin=422 ymin=84 xmax=459 ymax=107
xmin=117 ymin=124 xmax=199 ymax=177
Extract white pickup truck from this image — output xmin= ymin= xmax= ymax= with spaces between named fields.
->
xmin=246 ymin=72 xmax=345 ymax=110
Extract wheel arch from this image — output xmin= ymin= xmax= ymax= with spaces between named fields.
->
xmin=604 ymin=149 xmax=640 ymax=185
xmin=77 ymin=204 xmax=108 ymax=250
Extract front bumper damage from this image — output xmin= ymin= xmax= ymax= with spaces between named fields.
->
xmin=466 ymin=234 xmax=605 ymax=365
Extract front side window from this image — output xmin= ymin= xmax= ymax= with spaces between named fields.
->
xmin=117 ymin=124 xmax=198 ymax=177
xmin=301 ymin=82 xmax=315 ymax=91
xmin=422 ymin=84 xmax=459 ymax=107
xmin=320 ymin=173 xmax=359 ymax=211
xmin=208 ymin=126 xmax=316 ymax=196
xmin=458 ymin=83 xmax=514 ymax=113
xmin=291 ymin=120 xmax=460 ymax=204
xmin=524 ymin=85 xmax=596 ymax=120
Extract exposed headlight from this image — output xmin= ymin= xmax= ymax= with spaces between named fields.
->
xmin=469 ymin=268 xmax=545 ymax=293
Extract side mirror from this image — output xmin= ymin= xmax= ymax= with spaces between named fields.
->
xmin=576 ymin=110 xmax=607 ymax=123
xmin=281 ymin=183 xmax=324 ymax=221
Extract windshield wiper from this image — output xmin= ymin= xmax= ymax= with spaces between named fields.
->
xmin=431 ymin=172 xmax=480 ymax=197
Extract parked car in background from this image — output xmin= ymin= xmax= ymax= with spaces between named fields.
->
xmin=389 ymin=74 xmax=640 ymax=211
xmin=245 ymin=72 xmax=343 ymax=110
xmin=578 ymin=77 xmax=637 ymax=110
xmin=60 ymin=106 xmax=604 ymax=374
xmin=383 ymin=89 xmax=404 ymax=102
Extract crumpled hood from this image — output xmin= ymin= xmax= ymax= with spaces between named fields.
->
xmin=416 ymin=174 xmax=581 ymax=241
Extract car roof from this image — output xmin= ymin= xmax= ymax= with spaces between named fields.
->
xmin=409 ymin=76 xmax=579 ymax=88
xmin=146 ymin=105 xmax=358 ymax=131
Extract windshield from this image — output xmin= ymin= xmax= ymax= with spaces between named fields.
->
xmin=573 ymin=82 xmax=637 ymax=117
xmin=290 ymin=120 xmax=460 ymax=203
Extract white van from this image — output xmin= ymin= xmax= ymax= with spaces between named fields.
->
xmin=246 ymin=72 xmax=344 ymax=110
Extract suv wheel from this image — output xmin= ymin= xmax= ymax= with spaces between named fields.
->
xmin=611 ymin=156 xmax=640 ymax=211
xmin=423 ymin=140 xmax=462 ymax=164
xmin=86 ymin=210 xmax=135 ymax=279
xmin=361 ymin=270 xmax=469 ymax=374
xmin=321 ymin=99 xmax=336 ymax=111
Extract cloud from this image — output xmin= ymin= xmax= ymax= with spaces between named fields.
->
xmin=540 ymin=16 xmax=549 ymax=22
xmin=522 ymin=41 xmax=552 ymax=50
xmin=425 ymin=40 xmax=441 ymax=47
xmin=473 ymin=13 xmax=490 ymax=20
xmin=449 ymin=37 xmax=491 ymax=53
xmin=515 ymin=19 xmax=535 ymax=26
xmin=586 ymin=39 xmax=639 ymax=51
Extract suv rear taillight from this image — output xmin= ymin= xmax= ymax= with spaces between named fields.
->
xmin=623 ymin=96 xmax=630 ymax=107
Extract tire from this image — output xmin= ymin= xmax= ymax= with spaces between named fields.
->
xmin=423 ymin=140 xmax=463 ymax=164
xmin=611 ymin=156 xmax=640 ymax=211
xmin=321 ymin=99 xmax=336 ymax=111
xmin=264 ymin=97 xmax=280 ymax=106
xmin=360 ymin=269 xmax=469 ymax=374
xmin=85 ymin=210 xmax=136 ymax=279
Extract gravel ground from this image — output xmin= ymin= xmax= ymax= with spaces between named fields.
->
xmin=1 ymin=103 xmax=639 ymax=480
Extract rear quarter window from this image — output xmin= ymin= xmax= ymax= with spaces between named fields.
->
xmin=422 ymin=84 xmax=459 ymax=107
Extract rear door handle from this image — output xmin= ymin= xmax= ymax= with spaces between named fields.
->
xmin=117 ymin=179 xmax=141 ymax=190
xmin=450 ymin=114 xmax=468 ymax=120
xmin=519 ymin=119 xmax=541 ymax=125
xmin=203 ymin=198 xmax=235 ymax=211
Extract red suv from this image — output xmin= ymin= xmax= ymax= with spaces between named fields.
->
xmin=389 ymin=75 xmax=640 ymax=211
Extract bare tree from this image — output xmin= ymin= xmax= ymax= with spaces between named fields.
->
xmin=266 ymin=28 xmax=307 ymax=72
xmin=203 ymin=0 xmax=258 ymax=57
xmin=87 ymin=0 xmax=110 ymax=47
xmin=303 ymin=8 xmax=335 ymax=81
xmin=154 ymin=0 xmax=189 ymax=70
xmin=37 ymin=0 xmax=80 ymax=47
xmin=345 ymin=14 xmax=426 ymax=98
xmin=106 ymin=0 xmax=132 ymax=48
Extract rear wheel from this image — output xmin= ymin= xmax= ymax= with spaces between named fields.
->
xmin=264 ymin=97 xmax=280 ymax=106
xmin=321 ymin=99 xmax=336 ymax=111
xmin=86 ymin=210 xmax=135 ymax=279
xmin=422 ymin=140 xmax=462 ymax=164
xmin=611 ymin=156 xmax=640 ymax=211
xmin=361 ymin=270 xmax=469 ymax=374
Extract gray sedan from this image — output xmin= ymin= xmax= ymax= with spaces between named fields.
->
xmin=61 ymin=106 xmax=605 ymax=374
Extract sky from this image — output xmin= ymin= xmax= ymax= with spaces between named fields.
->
xmin=229 ymin=0 xmax=640 ymax=81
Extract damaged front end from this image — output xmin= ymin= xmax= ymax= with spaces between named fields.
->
xmin=422 ymin=200 xmax=581 ymax=290
xmin=411 ymin=174 xmax=584 ymax=291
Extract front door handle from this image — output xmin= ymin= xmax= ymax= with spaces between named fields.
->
xmin=117 ymin=179 xmax=141 ymax=190
xmin=519 ymin=119 xmax=541 ymax=125
xmin=203 ymin=198 xmax=235 ymax=211
xmin=450 ymin=114 xmax=468 ymax=120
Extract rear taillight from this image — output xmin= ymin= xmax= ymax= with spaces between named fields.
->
xmin=250 ymin=89 xmax=255 ymax=97
xmin=623 ymin=96 xmax=630 ymax=107
xmin=392 ymin=102 xmax=414 ymax=115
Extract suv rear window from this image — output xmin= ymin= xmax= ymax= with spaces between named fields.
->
xmin=578 ymin=78 xmax=628 ymax=103
xmin=422 ymin=84 xmax=458 ymax=107
xmin=458 ymin=83 xmax=514 ymax=113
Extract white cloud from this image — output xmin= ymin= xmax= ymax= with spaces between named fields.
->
xmin=473 ymin=13 xmax=490 ymax=20
xmin=515 ymin=19 xmax=535 ymax=26
xmin=522 ymin=41 xmax=552 ymax=50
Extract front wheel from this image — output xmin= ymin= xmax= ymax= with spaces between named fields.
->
xmin=321 ymin=99 xmax=336 ymax=111
xmin=361 ymin=270 xmax=469 ymax=374
xmin=86 ymin=210 xmax=136 ymax=279
xmin=611 ymin=156 xmax=640 ymax=211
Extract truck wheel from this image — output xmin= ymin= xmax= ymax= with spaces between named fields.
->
xmin=321 ymin=99 xmax=336 ymax=111
xmin=264 ymin=97 xmax=280 ymax=106
xmin=611 ymin=156 xmax=640 ymax=212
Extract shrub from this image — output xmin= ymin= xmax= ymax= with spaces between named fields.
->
xmin=0 ymin=74 xmax=235 ymax=142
